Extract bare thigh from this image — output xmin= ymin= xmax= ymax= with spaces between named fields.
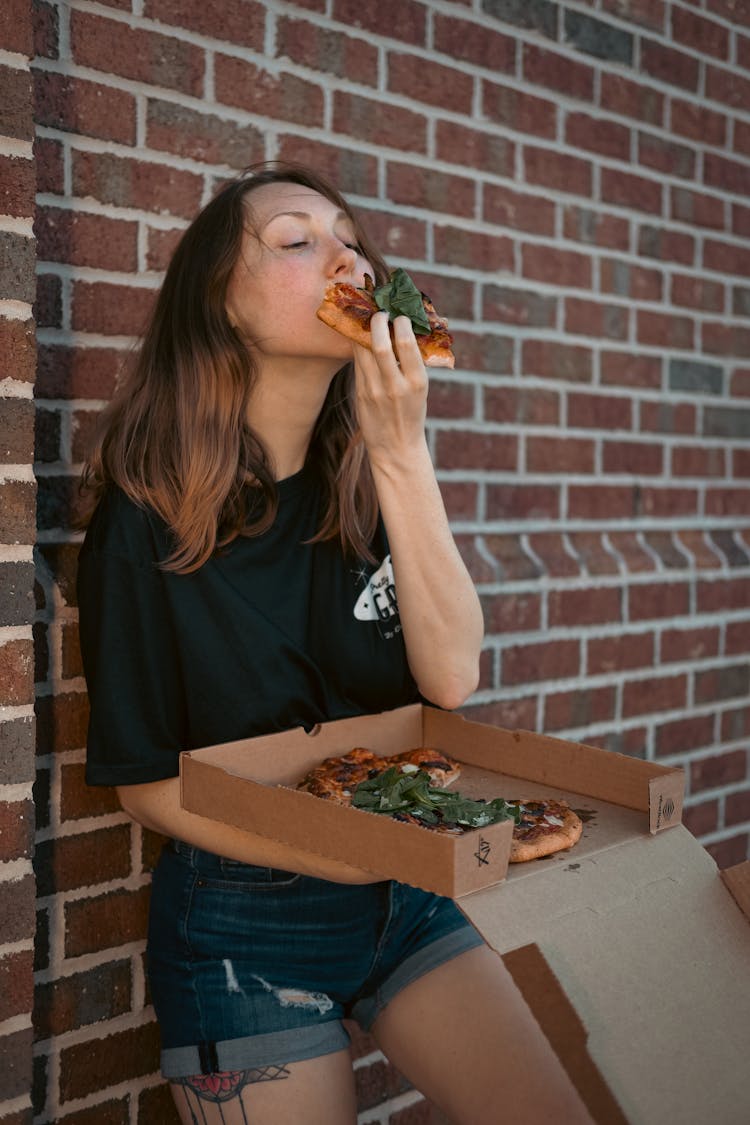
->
xmin=170 ymin=1048 xmax=357 ymax=1125
xmin=371 ymin=945 xmax=594 ymax=1125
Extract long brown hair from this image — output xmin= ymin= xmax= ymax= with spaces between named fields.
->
xmin=79 ymin=163 xmax=389 ymax=572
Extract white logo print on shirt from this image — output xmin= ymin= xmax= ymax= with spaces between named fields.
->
xmin=353 ymin=555 xmax=402 ymax=639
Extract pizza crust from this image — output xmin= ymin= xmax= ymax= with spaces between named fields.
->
xmin=507 ymin=801 xmax=584 ymax=863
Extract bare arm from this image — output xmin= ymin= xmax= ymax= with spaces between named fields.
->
xmin=117 ymin=776 xmax=381 ymax=884
xmin=353 ymin=314 xmax=484 ymax=710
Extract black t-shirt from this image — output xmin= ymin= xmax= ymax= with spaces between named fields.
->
xmin=78 ymin=464 xmax=419 ymax=786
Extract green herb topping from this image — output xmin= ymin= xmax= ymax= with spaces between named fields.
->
xmin=351 ymin=766 xmax=522 ymax=830
xmin=368 ymin=268 xmax=432 ymax=336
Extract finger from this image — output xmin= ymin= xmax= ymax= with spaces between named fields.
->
xmin=368 ymin=310 xmax=400 ymax=369
xmin=391 ymin=315 xmax=427 ymax=384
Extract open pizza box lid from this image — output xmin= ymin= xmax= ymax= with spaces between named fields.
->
xmin=180 ymin=703 xmax=684 ymax=898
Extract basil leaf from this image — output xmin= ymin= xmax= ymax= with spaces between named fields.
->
xmin=371 ymin=268 xmax=431 ymax=336
xmin=351 ymin=766 xmax=518 ymax=831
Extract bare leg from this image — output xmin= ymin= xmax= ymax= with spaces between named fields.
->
xmin=371 ymin=945 xmax=595 ymax=1125
xmin=170 ymin=1049 xmax=357 ymax=1125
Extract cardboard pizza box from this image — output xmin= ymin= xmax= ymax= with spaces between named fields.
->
xmin=462 ymin=830 xmax=750 ymax=1125
xmin=180 ymin=703 xmax=684 ymax=898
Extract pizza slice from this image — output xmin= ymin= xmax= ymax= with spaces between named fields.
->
xmin=387 ymin=747 xmax=461 ymax=788
xmin=296 ymin=747 xmax=381 ymax=802
xmin=316 ymin=269 xmax=455 ymax=368
xmin=506 ymin=799 xmax=583 ymax=863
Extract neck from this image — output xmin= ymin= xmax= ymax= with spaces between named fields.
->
xmin=248 ymin=357 xmax=340 ymax=481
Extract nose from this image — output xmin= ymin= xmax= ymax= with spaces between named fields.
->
xmin=328 ymin=239 xmax=358 ymax=278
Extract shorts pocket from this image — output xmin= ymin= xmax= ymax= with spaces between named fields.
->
xmin=196 ymin=859 xmax=303 ymax=891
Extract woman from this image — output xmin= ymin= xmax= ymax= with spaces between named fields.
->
xmin=77 ymin=163 xmax=591 ymax=1124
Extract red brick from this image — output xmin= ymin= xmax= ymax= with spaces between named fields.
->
xmin=37 ymin=344 xmax=121 ymax=400
xmin=641 ymin=39 xmax=699 ymax=91
xmin=0 ymin=1027 xmax=32 ymax=1101
xmin=216 ymin=56 xmax=323 ymax=125
xmin=0 ymin=397 xmax=34 ymax=465
xmin=35 ymin=825 xmax=131 ymax=897
xmin=0 ymin=480 xmax=36 ymax=544
xmin=726 ymin=788 xmax=750 ymax=827
xmin=484 ymin=386 xmax=559 ymax=426
xmin=426 ymin=379 xmax=474 ymax=420
xmin=637 ymin=224 xmax=695 ymax=265
xmin=691 ymin=750 xmax=747 ymax=793
xmin=434 ymin=13 xmax=514 ymax=71
xmin=35 ymin=207 xmax=137 ymax=271
xmin=34 ymin=71 xmax=136 ymax=145
xmin=355 ymin=207 xmax=426 ymax=260
xmin=0 ymin=0 xmax=34 ymax=54
xmin=486 ymin=484 xmax=560 ymax=522
xmin=524 ymin=145 xmax=593 ymax=198
xmin=146 ymin=226 xmax=184 ymax=272
xmin=435 ymin=121 xmax=515 ymax=177
xmin=453 ymin=536 xmax=497 ymax=585
xmin=0 ymin=951 xmax=32 ymax=1030
xmin=0 ymin=800 xmax=33 ymax=863
xmin=436 ymin=228 xmax=513 ymax=274
xmin=355 ymin=1057 xmax=412 ymax=1111
xmin=662 ymin=627 xmax=721 ymax=665
xmin=34 ymin=136 xmax=63 ymax=196
xmin=600 ymin=73 xmax=664 ymax=126
xmin=35 ymin=691 xmax=89 ymax=755
xmin=703 ymin=322 xmax=750 ymax=358
xmin=482 ymin=592 xmax=541 ymax=634
xmin=72 ymin=151 xmax=204 ymax=220
xmin=332 ymin=0 xmax=426 ymax=45
xmin=654 ymin=713 xmax=715 ymax=757
xmin=565 ymin=297 xmax=628 ymax=340
xmin=33 ymin=0 xmax=59 ymax=59
xmin=389 ymin=52 xmax=473 ymax=113
xmin=527 ymin=436 xmax=595 ymax=474
xmin=637 ymin=309 xmax=693 ymax=349
xmin=587 ymin=632 xmax=655 ymax=676
xmin=601 ymin=0 xmax=666 ymax=32
xmin=0 ymin=155 xmax=35 ymax=219
xmin=482 ymin=286 xmax=556 ymax=328
xmin=451 ymin=330 xmax=513 ymax=374
xmin=721 ymin=705 xmax=749 ymax=743
xmin=34 ymin=960 xmax=132 ymax=1041
xmin=629 ymin=581 xmax=691 ymax=621
xmin=527 ymin=533 xmax=581 ymax=578
xmin=144 ymin=0 xmax=265 ymax=48
xmin=482 ymin=79 xmax=557 ymax=139
xmin=543 ymin=686 xmax=616 ymax=732
xmin=602 ymin=440 xmax=663 ymax=475
xmin=0 ymin=230 xmax=35 ymax=304
xmin=568 ymin=392 xmax=632 ymax=430
xmin=735 ymin=119 xmax=750 ymax=158
xmin=672 ymin=7 xmax=729 ymax=58
xmin=523 ymin=44 xmax=594 ymax=101
xmin=522 ymin=340 xmax=593 ymax=382
xmin=641 ymin=400 xmax=696 ymax=434
xmin=640 ymin=487 xmax=699 ymax=518
xmin=408 ymin=271 xmax=473 ymax=321
xmin=670 ymin=98 xmax=727 ymax=147
xmin=727 ymin=619 xmax=750 ymax=655
xmin=705 ymin=152 xmax=750 ymax=197
xmin=333 ymin=92 xmax=427 ymax=153
xmin=622 ymin=673 xmax=687 ymax=717
xmin=277 ymin=17 xmax=378 ymax=86
xmin=60 ymin=762 xmax=120 ymax=823
xmin=0 ymin=876 xmax=35 ymax=944
xmin=71 ymin=11 xmax=204 ymax=94
xmin=706 ymin=834 xmax=749 ymax=870
xmin=0 ymin=66 xmax=33 ymax=142
xmin=65 ymin=885 xmax=151 ymax=959
xmin=600 ymin=351 xmax=661 ymax=389
xmin=483 ymin=183 xmax=554 ymax=235
xmin=683 ymin=798 xmax=719 ymax=838
xmin=562 ymin=205 xmax=630 ymax=250
xmin=565 ymin=113 xmax=631 ymax=161
xmin=706 ymin=64 xmax=750 ymax=111
xmin=522 ymin=244 xmax=592 ymax=288
xmin=439 ymin=481 xmax=478 ymax=520
xmin=695 ymin=663 xmax=750 ymax=705
xmin=71 ymin=281 xmax=156 ymax=337
xmin=672 ymin=445 xmax=726 ymax=477
xmin=568 ymin=483 xmax=638 ymax=517
xmin=549 ymin=587 xmax=622 ymax=629
xmin=387 ymin=163 xmax=475 ymax=217
xmin=434 ymin=430 xmax=517 ymax=472
xmin=671 ymin=272 xmax=724 ymax=311
xmin=502 ymin=640 xmax=580 ymax=685
xmin=0 ymin=318 xmax=35 ymax=385
xmin=60 ymin=1023 xmax=161 ymax=1103
xmin=146 ymin=98 xmax=264 ymax=166
xmin=0 ymin=639 xmax=33 ymax=707
xmin=706 ymin=486 xmax=750 ymax=516
xmin=462 ymin=696 xmax=538 ymax=732
xmin=638 ymin=132 xmax=696 ymax=179
xmin=601 ymin=167 xmax=662 ymax=214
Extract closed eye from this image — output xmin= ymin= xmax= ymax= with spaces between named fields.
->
xmin=282 ymin=241 xmax=308 ymax=249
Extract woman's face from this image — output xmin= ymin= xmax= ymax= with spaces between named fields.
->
xmin=226 ymin=181 xmax=373 ymax=363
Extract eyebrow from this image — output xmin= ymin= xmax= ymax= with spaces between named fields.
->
xmin=262 ymin=209 xmax=350 ymax=228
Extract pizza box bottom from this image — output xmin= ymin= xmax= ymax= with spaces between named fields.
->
xmin=460 ymin=828 xmax=750 ymax=1125
xmin=179 ymin=703 xmax=684 ymax=898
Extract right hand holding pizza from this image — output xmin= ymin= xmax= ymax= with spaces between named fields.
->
xmin=352 ymin=311 xmax=430 ymax=471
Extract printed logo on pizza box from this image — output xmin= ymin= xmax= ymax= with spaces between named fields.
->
xmin=474 ymin=836 xmax=491 ymax=868
xmin=656 ymin=794 xmax=676 ymax=829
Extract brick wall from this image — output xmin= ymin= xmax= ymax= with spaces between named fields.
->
xmin=1 ymin=0 xmax=39 ymax=1121
xmin=4 ymin=0 xmax=749 ymax=1120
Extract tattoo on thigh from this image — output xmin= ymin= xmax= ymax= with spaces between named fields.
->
xmin=175 ymin=1067 xmax=291 ymax=1124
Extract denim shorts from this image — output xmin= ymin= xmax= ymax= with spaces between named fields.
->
xmin=148 ymin=839 xmax=484 ymax=1079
